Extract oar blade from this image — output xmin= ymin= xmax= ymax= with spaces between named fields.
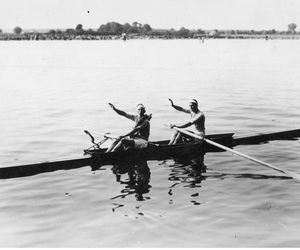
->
xmin=284 ymin=170 xmax=300 ymax=181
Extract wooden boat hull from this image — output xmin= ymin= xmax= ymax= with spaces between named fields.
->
xmin=88 ymin=133 xmax=234 ymax=166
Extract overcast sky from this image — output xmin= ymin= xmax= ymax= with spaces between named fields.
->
xmin=1 ymin=0 xmax=300 ymax=31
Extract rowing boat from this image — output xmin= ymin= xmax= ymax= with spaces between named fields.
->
xmin=85 ymin=128 xmax=300 ymax=164
xmin=0 ymin=129 xmax=300 ymax=179
xmin=85 ymin=132 xmax=234 ymax=165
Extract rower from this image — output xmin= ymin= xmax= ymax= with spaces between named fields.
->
xmin=168 ymin=98 xmax=205 ymax=145
xmin=106 ymin=103 xmax=151 ymax=152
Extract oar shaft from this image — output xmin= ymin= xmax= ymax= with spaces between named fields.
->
xmin=205 ymin=137 xmax=285 ymax=173
xmin=172 ymin=127 xmax=300 ymax=181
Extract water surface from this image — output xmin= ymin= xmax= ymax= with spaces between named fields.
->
xmin=0 ymin=39 xmax=300 ymax=247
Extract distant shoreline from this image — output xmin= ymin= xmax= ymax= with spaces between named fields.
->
xmin=1 ymin=33 xmax=300 ymax=41
xmin=2 ymin=21 xmax=299 ymax=41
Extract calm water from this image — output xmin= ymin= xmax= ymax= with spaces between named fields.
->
xmin=0 ymin=39 xmax=300 ymax=247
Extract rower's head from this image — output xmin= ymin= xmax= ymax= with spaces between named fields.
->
xmin=189 ymin=99 xmax=198 ymax=112
xmin=136 ymin=103 xmax=146 ymax=116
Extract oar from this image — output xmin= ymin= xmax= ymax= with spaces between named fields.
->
xmin=84 ymin=130 xmax=97 ymax=145
xmin=84 ymin=130 xmax=119 ymax=141
xmin=170 ymin=126 xmax=300 ymax=181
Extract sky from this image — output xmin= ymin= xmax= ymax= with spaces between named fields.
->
xmin=1 ymin=0 xmax=300 ymax=31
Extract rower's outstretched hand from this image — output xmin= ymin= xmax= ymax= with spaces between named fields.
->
xmin=169 ymin=124 xmax=176 ymax=129
xmin=117 ymin=135 xmax=125 ymax=141
xmin=168 ymin=98 xmax=174 ymax=106
xmin=108 ymin=103 xmax=115 ymax=110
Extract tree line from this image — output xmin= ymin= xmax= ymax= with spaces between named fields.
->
xmin=0 ymin=22 xmax=299 ymax=38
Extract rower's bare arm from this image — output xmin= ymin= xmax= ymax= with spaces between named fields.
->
xmin=168 ymin=99 xmax=189 ymax=113
xmin=123 ymin=125 xmax=141 ymax=137
xmin=176 ymin=122 xmax=192 ymax=128
xmin=122 ymin=120 xmax=149 ymax=138
xmin=108 ymin=103 xmax=135 ymax=121
xmin=122 ymin=129 xmax=135 ymax=138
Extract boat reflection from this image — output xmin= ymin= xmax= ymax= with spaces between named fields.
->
xmin=109 ymin=160 xmax=151 ymax=201
xmin=91 ymin=153 xmax=207 ymax=202
xmin=167 ymin=153 xmax=207 ymax=189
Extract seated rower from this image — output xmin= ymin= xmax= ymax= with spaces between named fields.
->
xmin=168 ymin=98 xmax=205 ymax=144
xmin=106 ymin=103 xmax=151 ymax=152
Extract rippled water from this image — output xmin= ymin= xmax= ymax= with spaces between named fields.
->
xmin=0 ymin=39 xmax=300 ymax=247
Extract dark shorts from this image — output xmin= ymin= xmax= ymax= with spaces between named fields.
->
xmin=133 ymin=138 xmax=148 ymax=148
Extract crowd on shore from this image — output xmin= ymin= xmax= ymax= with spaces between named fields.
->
xmin=1 ymin=33 xmax=300 ymax=41
xmin=2 ymin=21 xmax=299 ymax=41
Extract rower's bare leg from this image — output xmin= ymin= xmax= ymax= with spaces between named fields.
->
xmin=106 ymin=140 xmax=119 ymax=152
xmin=169 ymin=131 xmax=183 ymax=145
xmin=111 ymin=139 xmax=134 ymax=152
xmin=110 ymin=140 xmax=124 ymax=152
xmin=168 ymin=131 xmax=178 ymax=145
xmin=173 ymin=132 xmax=184 ymax=144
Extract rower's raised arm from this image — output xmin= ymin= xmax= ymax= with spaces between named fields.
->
xmin=108 ymin=103 xmax=135 ymax=121
xmin=168 ymin=98 xmax=190 ymax=114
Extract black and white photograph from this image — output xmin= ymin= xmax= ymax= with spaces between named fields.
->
xmin=0 ymin=0 xmax=300 ymax=247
